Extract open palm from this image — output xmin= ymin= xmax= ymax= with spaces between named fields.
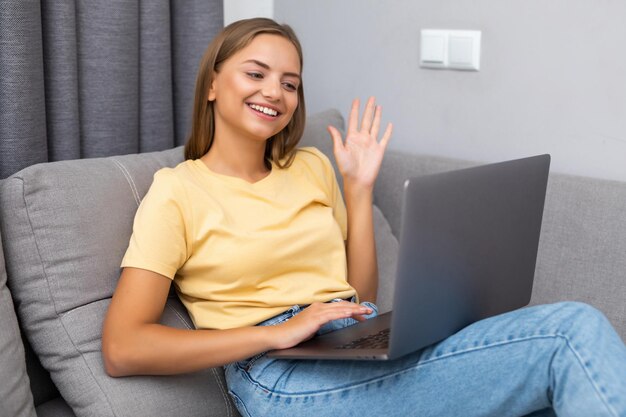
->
xmin=328 ymin=97 xmax=393 ymax=189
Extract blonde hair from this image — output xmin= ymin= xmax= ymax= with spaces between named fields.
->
xmin=184 ymin=18 xmax=306 ymax=168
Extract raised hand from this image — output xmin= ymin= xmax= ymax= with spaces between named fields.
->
xmin=327 ymin=97 xmax=393 ymax=190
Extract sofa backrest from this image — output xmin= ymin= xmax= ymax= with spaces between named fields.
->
xmin=375 ymin=151 xmax=626 ymax=341
xmin=0 ymin=147 xmax=238 ymax=416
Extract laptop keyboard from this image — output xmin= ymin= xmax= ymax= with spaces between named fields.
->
xmin=335 ymin=328 xmax=390 ymax=350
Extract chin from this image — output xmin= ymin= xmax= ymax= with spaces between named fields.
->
xmin=248 ymin=123 xmax=288 ymax=142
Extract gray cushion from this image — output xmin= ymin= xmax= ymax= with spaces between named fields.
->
xmin=0 ymin=147 xmax=237 ymax=416
xmin=530 ymin=172 xmax=626 ymax=339
xmin=0 ymin=231 xmax=37 ymax=417
xmin=36 ymin=398 xmax=76 ymax=417
xmin=300 ymin=109 xmax=347 ymax=190
xmin=372 ymin=205 xmax=399 ymax=313
xmin=22 ymin=338 xmax=61 ymax=407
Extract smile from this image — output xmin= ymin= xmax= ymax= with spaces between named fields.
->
xmin=247 ymin=103 xmax=280 ymax=117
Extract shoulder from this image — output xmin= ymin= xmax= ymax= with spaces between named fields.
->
xmin=151 ymin=161 xmax=194 ymax=188
xmin=144 ymin=161 xmax=194 ymax=203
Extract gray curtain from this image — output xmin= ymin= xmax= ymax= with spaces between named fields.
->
xmin=0 ymin=0 xmax=223 ymax=179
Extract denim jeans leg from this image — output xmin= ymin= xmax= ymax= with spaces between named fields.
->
xmin=225 ymin=302 xmax=626 ymax=417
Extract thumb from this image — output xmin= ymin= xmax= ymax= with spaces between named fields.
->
xmin=327 ymin=125 xmax=344 ymax=157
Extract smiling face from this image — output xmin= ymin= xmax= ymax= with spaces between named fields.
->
xmin=207 ymin=34 xmax=301 ymax=146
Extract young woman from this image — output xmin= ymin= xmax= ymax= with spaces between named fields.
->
xmin=102 ymin=18 xmax=626 ymax=417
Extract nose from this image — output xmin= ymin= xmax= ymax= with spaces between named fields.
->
xmin=261 ymin=77 xmax=281 ymax=101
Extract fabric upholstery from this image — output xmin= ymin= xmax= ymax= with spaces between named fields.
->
xmin=23 ymin=336 xmax=61 ymax=407
xmin=35 ymin=398 xmax=76 ymax=417
xmin=0 ymin=231 xmax=37 ymax=417
xmin=530 ymin=173 xmax=626 ymax=338
xmin=0 ymin=147 xmax=237 ymax=417
xmin=372 ymin=205 xmax=399 ymax=313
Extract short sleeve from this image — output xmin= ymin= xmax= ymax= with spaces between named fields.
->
xmin=121 ymin=169 xmax=191 ymax=279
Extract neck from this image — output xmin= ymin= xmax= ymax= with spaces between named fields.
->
xmin=201 ymin=134 xmax=270 ymax=183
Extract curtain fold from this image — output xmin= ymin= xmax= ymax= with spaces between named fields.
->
xmin=41 ymin=0 xmax=81 ymax=161
xmin=139 ymin=0 xmax=174 ymax=152
xmin=0 ymin=0 xmax=48 ymax=178
xmin=171 ymin=0 xmax=224 ymax=147
xmin=0 ymin=0 xmax=223 ymax=179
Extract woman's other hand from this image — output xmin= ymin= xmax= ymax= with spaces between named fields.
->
xmin=269 ymin=301 xmax=373 ymax=350
xmin=327 ymin=97 xmax=393 ymax=190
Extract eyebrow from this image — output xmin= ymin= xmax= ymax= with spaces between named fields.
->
xmin=242 ymin=59 xmax=301 ymax=80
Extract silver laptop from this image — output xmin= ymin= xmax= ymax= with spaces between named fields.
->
xmin=267 ymin=154 xmax=551 ymax=360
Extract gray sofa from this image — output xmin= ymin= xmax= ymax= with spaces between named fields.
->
xmin=1 ymin=109 xmax=624 ymax=417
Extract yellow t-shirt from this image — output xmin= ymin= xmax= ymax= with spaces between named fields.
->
xmin=121 ymin=147 xmax=356 ymax=329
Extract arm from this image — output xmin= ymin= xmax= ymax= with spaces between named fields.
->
xmin=328 ymin=97 xmax=393 ymax=303
xmin=102 ymin=267 xmax=274 ymax=376
xmin=344 ymin=185 xmax=377 ymax=302
xmin=102 ymin=267 xmax=371 ymax=376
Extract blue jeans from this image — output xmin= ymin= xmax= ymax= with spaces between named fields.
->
xmin=224 ymin=301 xmax=626 ymax=417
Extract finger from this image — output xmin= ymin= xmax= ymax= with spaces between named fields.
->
xmin=316 ymin=302 xmax=365 ymax=314
xmin=330 ymin=302 xmax=372 ymax=316
xmin=327 ymin=125 xmax=344 ymax=156
xmin=347 ymin=98 xmax=360 ymax=133
xmin=360 ymin=96 xmax=376 ymax=133
xmin=380 ymin=122 xmax=393 ymax=150
xmin=352 ymin=314 xmax=368 ymax=322
xmin=316 ymin=309 xmax=355 ymax=325
xmin=371 ymin=105 xmax=382 ymax=139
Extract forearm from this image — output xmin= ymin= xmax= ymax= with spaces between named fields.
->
xmin=344 ymin=183 xmax=378 ymax=302
xmin=103 ymin=322 xmax=275 ymax=377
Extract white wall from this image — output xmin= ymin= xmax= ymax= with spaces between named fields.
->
xmin=224 ymin=0 xmax=273 ymax=25
xmin=274 ymin=0 xmax=626 ymax=181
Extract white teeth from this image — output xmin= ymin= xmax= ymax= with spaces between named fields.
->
xmin=249 ymin=104 xmax=278 ymax=116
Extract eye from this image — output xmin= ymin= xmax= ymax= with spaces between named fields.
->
xmin=247 ymin=72 xmax=263 ymax=79
xmin=282 ymin=82 xmax=297 ymax=92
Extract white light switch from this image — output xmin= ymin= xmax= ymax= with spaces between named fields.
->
xmin=420 ymin=29 xmax=481 ymax=71
xmin=421 ymin=31 xmax=446 ymax=67
xmin=448 ymin=31 xmax=481 ymax=70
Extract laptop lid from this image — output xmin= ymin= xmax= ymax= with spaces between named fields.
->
xmin=388 ymin=154 xmax=551 ymax=359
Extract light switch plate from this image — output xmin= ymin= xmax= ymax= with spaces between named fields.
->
xmin=420 ymin=29 xmax=481 ymax=71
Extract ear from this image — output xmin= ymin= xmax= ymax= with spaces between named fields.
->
xmin=207 ymin=78 xmax=216 ymax=102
